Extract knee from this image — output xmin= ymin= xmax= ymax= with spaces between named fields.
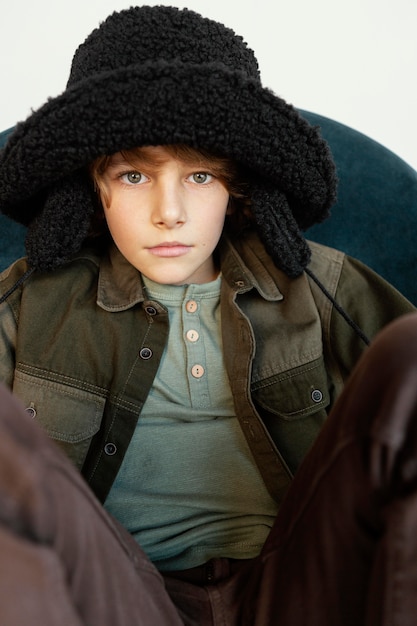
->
xmin=364 ymin=313 xmax=417 ymax=376
xmin=330 ymin=313 xmax=417 ymax=445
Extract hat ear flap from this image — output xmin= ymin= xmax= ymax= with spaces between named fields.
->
xmin=251 ymin=183 xmax=311 ymax=278
xmin=25 ymin=171 xmax=95 ymax=272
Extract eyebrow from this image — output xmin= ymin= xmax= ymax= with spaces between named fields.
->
xmin=104 ymin=149 xmax=225 ymax=177
xmin=106 ymin=155 xmax=133 ymax=168
xmin=106 ymin=153 xmax=170 ymax=172
xmin=104 ymin=158 xmax=148 ymax=177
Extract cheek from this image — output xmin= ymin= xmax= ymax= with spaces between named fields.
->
xmin=103 ymin=191 xmax=143 ymax=232
xmin=103 ymin=208 xmax=135 ymax=247
xmin=211 ymin=195 xmax=230 ymax=230
xmin=204 ymin=190 xmax=229 ymax=222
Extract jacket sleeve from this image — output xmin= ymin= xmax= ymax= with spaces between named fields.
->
xmin=0 ymin=299 xmax=17 ymax=389
xmin=0 ymin=261 xmax=26 ymax=389
xmin=327 ymin=254 xmax=416 ymax=380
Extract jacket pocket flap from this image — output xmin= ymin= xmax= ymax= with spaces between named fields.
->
xmin=14 ymin=369 xmax=105 ymax=440
xmin=13 ymin=369 xmax=106 ymax=469
xmin=251 ymin=357 xmax=330 ymax=420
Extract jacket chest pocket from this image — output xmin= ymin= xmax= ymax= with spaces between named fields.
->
xmin=251 ymin=357 xmax=331 ymax=473
xmin=13 ymin=369 xmax=105 ymax=470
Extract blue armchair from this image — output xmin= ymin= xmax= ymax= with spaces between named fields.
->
xmin=0 ymin=127 xmax=26 ymax=269
xmin=302 ymin=111 xmax=417 ymax=305
xmin=1 ymin=113 xmax=417 ymax=303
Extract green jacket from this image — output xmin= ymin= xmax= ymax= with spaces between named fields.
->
xmin=0 ymin=232 xmax=414 ymax=504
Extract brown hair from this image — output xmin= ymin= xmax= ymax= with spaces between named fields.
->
xmin=88 ymin=144 xmax=253 ymax=237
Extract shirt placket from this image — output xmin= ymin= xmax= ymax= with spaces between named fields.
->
xmin=183 ymin=293 xmax=211 ymax=409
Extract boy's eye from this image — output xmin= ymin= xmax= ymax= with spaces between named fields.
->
xmin=190 ymin=172 xmax=213 ymax=184
xmin=121 ymin=171 xmax=146 ymax=185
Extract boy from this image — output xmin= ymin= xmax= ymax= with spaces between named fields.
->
xmin=0 ymin=6 xmax=416 ymax=625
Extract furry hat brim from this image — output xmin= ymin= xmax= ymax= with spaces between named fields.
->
xmin=0 ymin=63 xmax=335 ymax=225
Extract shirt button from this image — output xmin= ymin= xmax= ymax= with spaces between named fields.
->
xmin=104 ymin=442 xmax=117 ymax=456
xmin=191 ymin=364 xmax=205 ymax=378
xmin=186 ymin=329 xmax=199 ymax=342
xmin=185 ymin=300 xmax=198 ymax=313
xmin=311 ymin=389 xmax=323 ymax=403
xmin=139 ymin=347 xmax=153 ymax=360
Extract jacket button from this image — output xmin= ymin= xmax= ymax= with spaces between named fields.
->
xmin=144 ymin=305 xmax=157 ymax=316
xmin=311 ymin=389 xmax=323 ymax=403
xmin=104 ymin=442 xmax=117 ymax=456
xmin=139 ymin=347 xmax=153 ymax=360
xmin=25 ymin=406 xmax=37 ymax=418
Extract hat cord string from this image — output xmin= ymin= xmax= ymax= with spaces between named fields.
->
xmin=0 ymin=267 xmax=35 ymax=306
xmin=304 ymin=266 xmax=370 ymax=346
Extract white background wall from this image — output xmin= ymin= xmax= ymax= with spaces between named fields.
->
xmin=1 ymin=0 xmax=416 ymax=169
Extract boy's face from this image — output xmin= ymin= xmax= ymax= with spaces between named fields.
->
xmin=99 ymin=146 xmax=230 ymax=285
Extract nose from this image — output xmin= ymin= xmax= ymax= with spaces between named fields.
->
xmin=152 ymin=183 xmax=186 ymax=228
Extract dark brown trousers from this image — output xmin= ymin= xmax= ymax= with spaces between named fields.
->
xmin=2 ymin=312 xmax=417 ymax=625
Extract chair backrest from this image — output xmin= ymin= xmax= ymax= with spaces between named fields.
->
xmin=0 ymin=127 xmax=27 ymax=269
xmin=301 ymin=111 xmax=417 ymax=304
xmin=1 ymin=115 xmax=417 ymax=303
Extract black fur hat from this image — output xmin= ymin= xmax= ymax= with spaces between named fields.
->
xmin=0 ymin=5 xmax=337 ymax=276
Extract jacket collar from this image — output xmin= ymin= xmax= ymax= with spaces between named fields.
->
xmin=219 ymin=231 xmax=284 ymax=301
xmin=97 ymin=244 xmax=145 ymax=311
xmin=97 ymin=232 xmax=284 ymax=311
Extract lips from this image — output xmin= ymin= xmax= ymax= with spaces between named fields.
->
xmin=148 ymin=242 xmax=191 ymax=258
